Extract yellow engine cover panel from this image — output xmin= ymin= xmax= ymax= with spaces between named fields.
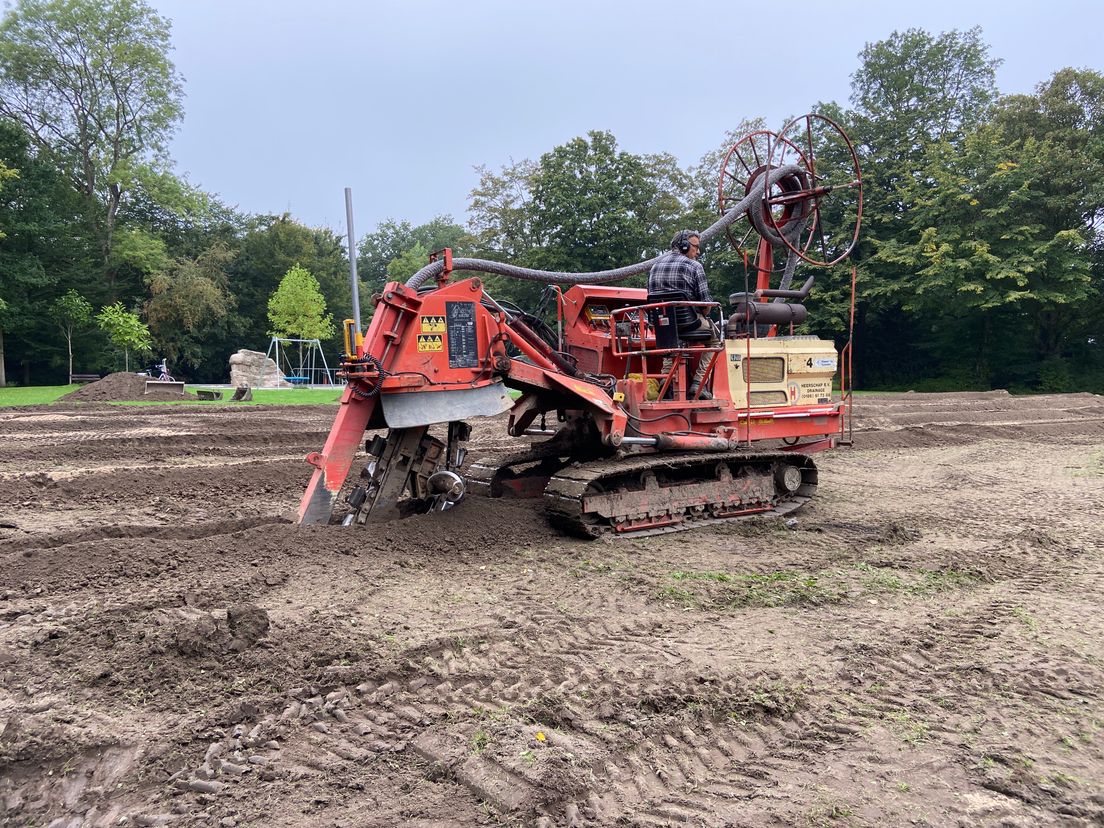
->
xmin=725 ymin=337 xmax=837 ymax=408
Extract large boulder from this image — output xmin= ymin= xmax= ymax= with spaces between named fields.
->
xmin=229 ymin=349 xmax=290 ymax=388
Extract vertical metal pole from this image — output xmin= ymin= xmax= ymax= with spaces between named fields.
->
xmin=344 ymin=188 xmax=363 ymax=335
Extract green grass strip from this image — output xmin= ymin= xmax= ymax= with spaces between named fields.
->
xmin=0 ymin=385 xmax=343 ymax=408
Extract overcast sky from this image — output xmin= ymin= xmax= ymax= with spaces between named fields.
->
xmin=150 ymin=0 xmax=1102 ymax=239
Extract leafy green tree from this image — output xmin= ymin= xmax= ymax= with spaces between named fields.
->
xmin=638 ymin=151 xmax=695 ymax=245
xmin=0 ymin=295 xmax=8 ymax=387
xmin=0 ymin=0 xmax=184 ymax=289
xmin=267 ymin=265 xmax=335 ymax=341
xmin=994 ymin=68 xmax=1104 ymax=246
xmin=108 ymin=226 xmax=171 ymax=302
xmin=357 ymin=218 xmax=416 ymax=290
xmin=465 ymin=132 xmax=693 ymax=309
xmin=229 ymin=215 xmax=349 ymax=356
xmin=847 ymin=27 xmax=1001 ymax=269
xmin=96 ymin=301 xmax=151 ymax=371
xmin=50 ymin=290 xmax=92 ymax=381
xmin=0 ymin=160 xmax=17 ymax=239
xmin=850 ymin=27 xmax=1001 ymax=162
xmin=876 ymin=129 xmax=1093 ymax=384
xmin=825 ymin=27 xmax=1003 ymax=386
xmin=0 ymin=161 xmax=15 ymax=384
xmin=468 ymin=161 xmax=539 ymax=261
xmin=145 ymin=245 xmax=236 ymax=376
xmin=358 ymin=215 xmax=474 ymax=292
xmin=386 ymin=242 xmax=431 ymax=282
xmin=527 ymin=130 xmax=662 ymax=273
xmin=124 ymin=167 xmax=244 ymax=259
xmin=0 ymin=119 xmax=90 ymax=385
xmin=991 ymin=68 xmax=1104 ymax=386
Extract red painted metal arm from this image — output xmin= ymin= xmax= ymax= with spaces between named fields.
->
xmin=298 ymin=387 xmax=376 ymax=524
xmin=297 ymin=280 xmax=420 ymax=525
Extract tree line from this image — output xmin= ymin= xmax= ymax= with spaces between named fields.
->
xmin=0 ymin=1 xmax=1100 ymax=392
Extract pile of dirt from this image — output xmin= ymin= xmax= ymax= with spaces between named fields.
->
xmin=58 ymin=371 xmax=196 ymax=402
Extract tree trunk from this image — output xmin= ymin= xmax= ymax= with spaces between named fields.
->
xmin=1034 ymin=307 xmax=1063 ymax=361
xmin=976 ymin=315 xmax=993 ymax=388
xmin=97 ymin=183 xmax=123 ymax=300
xmin=124 ymin=348 xmax=129 ymax=372
xmin=67 ymin=328 xmax=74 ymax=383
xmin=0 ymin=327 xmax=6 ymax=388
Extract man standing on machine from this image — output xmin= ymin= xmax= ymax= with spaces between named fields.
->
xmin=647 ymin=230 xmax=721 ymax=398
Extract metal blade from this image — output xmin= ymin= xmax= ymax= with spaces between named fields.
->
xmin=298 ymin=390 xmax=377 ymax=525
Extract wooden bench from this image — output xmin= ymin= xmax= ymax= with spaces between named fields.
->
xmin=69 ymin=373 xmax=101 ymax=384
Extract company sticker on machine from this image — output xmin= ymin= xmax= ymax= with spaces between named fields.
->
xmin=788 ymin=379 xmax=833 ymax=404
xmin=445 ymin=301 xmax=478 ymax=369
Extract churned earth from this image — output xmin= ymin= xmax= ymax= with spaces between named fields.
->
xmin=1 ymin=389 xmax=1103 ymax=827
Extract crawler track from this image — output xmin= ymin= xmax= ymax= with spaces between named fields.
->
xmin=470 ymin=449 xmax=816 ymax=538
xmin=545 ymin=450 xmax=816 ymax=537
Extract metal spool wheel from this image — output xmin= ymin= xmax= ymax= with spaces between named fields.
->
xmin=717 ymin=129 xmax=814 ymax=255
xmin=766 ymin=113 xmax=863 ymax=267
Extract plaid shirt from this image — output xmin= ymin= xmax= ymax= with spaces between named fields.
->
xmin=647 ymin=251 xmax=712 ymax=304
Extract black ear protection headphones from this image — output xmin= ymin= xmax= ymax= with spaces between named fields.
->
xmin=672 ymin=230 xmax=697 ymax=253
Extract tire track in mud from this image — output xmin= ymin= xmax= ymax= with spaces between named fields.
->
xmin=532 ymin=707 xmax=855 ymax=826
xmin=0 ymin=515 xmax=289 ymax=554
xmin=163 ymin=585 xmax=871 ymax=825
xmin=0 ymin=430 xmax=332 ymax=464
xmin=165 ymin=612 xmax=698 ymax=810
xmin=244 ymin=496 xmax=1099 ymax=823
xmin=183 ymin=644 xmax=840 ymax=826
xmin=828 ymin=555 xmax=1104 ymax=820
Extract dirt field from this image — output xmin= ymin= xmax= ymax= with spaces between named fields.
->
xmin=2 ymin=390 xmax=1103 ymax=827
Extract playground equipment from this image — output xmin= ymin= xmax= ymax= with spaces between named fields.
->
xmin=260 ymin=337 xmax=336 ymax=387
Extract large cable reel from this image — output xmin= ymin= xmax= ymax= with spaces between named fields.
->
xmin=718 ymin=113 xmax=863 ymax=267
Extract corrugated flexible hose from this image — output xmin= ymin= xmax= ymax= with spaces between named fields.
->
xmin=405 ymin=163 xmax=808 ymax=291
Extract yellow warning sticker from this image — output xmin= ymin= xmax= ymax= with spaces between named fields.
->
xmin=417 ymin=334 xmax=444 ymax=352
xmin=420 ymin=315 xmax=446 ymax=333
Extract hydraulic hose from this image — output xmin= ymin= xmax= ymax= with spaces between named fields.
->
xmin=405 ymin=163 xmax=809 ymax=290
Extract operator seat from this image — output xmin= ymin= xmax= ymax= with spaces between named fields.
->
xmin=647 ymin=289 xmax=715 ymax=350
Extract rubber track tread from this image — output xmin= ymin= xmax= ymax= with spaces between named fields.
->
xmin=544 ymin=450 xmax=815 ymax=538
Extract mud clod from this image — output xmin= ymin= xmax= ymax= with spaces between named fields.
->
xmin=227 ymin=603 xmax=269 ymax=651
xmin=183 ymin=779 xmax=225 ymax=794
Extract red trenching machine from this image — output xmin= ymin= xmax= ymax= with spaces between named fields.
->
xmin=299 ymin=115 xmax=862 ymax=537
